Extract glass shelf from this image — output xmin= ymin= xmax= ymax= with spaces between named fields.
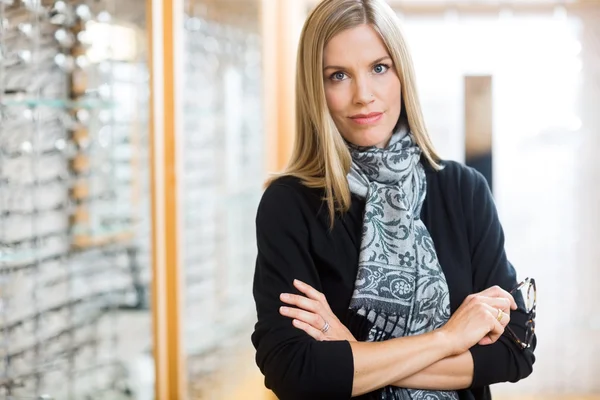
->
xmin=0 ymin=98 xmax=117 ymax=109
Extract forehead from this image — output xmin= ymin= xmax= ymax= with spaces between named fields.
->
xmin=323 ymin=24 xmax=389 ymax=65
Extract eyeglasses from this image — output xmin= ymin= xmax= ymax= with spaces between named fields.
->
xmin=504 ymin=277 xmax=536 ymax=350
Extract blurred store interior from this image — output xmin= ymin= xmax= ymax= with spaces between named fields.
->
xmin=0 ymin=0 xmax=598 ymax=399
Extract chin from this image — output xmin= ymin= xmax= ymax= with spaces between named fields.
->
xmin=347 ymin=130 xmax=392 ymax=148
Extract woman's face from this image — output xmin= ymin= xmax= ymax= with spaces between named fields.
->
xmin=323 ymin=24 xmax=402 ymax=149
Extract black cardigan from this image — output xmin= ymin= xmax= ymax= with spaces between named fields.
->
xmin=251 ymin=160 xmax=536 ymax=399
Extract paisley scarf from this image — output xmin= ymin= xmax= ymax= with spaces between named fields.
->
xmin=346 ymin=122 xmax=458 ymax=400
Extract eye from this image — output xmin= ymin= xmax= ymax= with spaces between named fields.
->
xmin=373 ymin=63 xmax=390 ymax=74
xmin=330 ymin=71 xmax=347 ymax=81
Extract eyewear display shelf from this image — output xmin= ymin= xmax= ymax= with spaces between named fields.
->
xmin=0 ymin=1 xmax=149 ymax=399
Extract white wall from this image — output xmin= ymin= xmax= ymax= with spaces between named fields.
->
xmin=401 ymin=10 xmax=600 ymax=394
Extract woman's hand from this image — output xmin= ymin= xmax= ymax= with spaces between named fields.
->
xmin=279 ymin=279 xmax=357 ymax=342
xmin=469 ymin=285 xmax=517 ymax=345
xmin=440 ymin=285 xmax=517 ymax=355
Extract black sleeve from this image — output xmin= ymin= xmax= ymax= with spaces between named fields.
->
xmin=251 ymin=182 xmax=354 ymax=400
xmin=462 ymin=168 xmax=537 ymax=387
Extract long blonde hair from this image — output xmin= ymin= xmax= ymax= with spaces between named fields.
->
xmin=269 ymin=0 xmax=441 ymax=228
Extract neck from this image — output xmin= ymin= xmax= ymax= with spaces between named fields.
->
xmin=374 ymin=135 xmax=392 ymax=149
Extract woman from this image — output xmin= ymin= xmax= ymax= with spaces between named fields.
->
xmin=251 ymin=0 xmax=536 ymax=399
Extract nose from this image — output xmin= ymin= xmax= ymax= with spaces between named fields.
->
xmin=352 ymin=75 xmax=375 ymax=106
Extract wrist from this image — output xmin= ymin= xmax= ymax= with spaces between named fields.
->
xmin=433 ymin=328 xmax=458 ymax=357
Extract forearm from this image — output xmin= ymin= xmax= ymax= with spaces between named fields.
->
xmin=349 ymin=330 xmax=454 ymax=397
xmin=391 ymin=351 xmax=474 ymax=390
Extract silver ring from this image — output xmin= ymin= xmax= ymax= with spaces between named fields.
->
xmin=321 ymin=320 xmax=330 ymax=333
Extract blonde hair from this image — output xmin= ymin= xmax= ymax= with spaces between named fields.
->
xmin=268 ymin=0 xmax=441 ymax=228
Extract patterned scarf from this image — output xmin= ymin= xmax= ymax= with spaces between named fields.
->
xmin=346 ymin=122 xmax=458 ymax=400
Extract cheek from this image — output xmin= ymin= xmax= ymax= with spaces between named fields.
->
xmin=384 ymin=77 xmax=402 ymax=109
xmin=324 ymin=87 xmax=347 ymax=116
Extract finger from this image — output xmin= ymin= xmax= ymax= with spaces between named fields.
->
xmin=280 ymin=293 xmax=319 ymax=313
xmin=280 ymin=306 xmax=324 ymax=330
xmin=483 ymin=304 xmax=505 ymax=343
xmin=479 ymin=335 xmax=494 ymax=346
xmin=472 ymin=295 xmax=511 ymax=313
xmin=499 ymin=311 xmax=510 ymax=327
xmin=478 ymin=321 xmax=508 ymax=345
xmin=484 ymin=303 xmax=508 ymax=325
xmin=479 ymin=286 xmax=518 ymax=310
xmin=291 ymin=318 xmax=325 ymax=341
xmin=293 ymin=279 xmax=326 ymax=303
xmin=492 ymin=308 xmax=510 ymax=328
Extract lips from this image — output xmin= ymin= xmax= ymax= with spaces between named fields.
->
xmin=350 ymin=112 xmax=382 ymax=119
xmin=349 ymin=112 xmax=383 ymax=125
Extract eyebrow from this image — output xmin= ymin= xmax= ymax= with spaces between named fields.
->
xmin=323 ymin=56 xmax=392 ymax=71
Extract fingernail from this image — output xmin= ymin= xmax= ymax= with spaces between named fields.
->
xmin=280 ymin=306 xmax=288 ymax=313
xmin=280 ymin=293 xmax=289 ymax=300
xmin=294 ymin=279 xmax=303 ymax=285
